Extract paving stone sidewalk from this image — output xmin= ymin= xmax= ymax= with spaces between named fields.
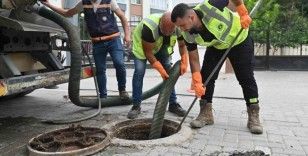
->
xmin=0 ymin=68 xmax=308 ymax=156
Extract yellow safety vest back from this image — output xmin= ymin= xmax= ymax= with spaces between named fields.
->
xmin=183 ymin=0 xmax=248 ymax=50
xmin=133 ymin=14 xmax=180 ymax=59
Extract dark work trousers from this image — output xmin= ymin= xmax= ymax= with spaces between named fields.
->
xmin=200 ymin=35 xmax=259 ymax=106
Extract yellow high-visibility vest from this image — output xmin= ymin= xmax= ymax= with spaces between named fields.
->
xmin=183 ymin=0 xmax=248 ymax=50
xmin=133 ymin=14 xmax=180 ymax=59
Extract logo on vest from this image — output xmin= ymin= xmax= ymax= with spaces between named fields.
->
xmin=218 ymin=24 xmax=223 ymax=30
xmin=102 ymin=16 xmax=107 ymax=21
xmin=171 ymin=40 xmax=176 ymax=46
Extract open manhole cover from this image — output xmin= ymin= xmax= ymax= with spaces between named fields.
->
xmin=27 ymin=125 xmax=110 ymax=156
xmin=109 ymin=118 xmax=192 ymax=147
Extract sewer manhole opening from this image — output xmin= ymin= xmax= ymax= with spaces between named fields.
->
xmin=113 ymin=118 xmax=180 ymax=140
xmin=27 ymin=125 xmax=110 ymax=155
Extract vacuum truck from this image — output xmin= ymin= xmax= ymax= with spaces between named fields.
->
xmin=0 ymin=0 xmax=93 ymax=99
xmin=1 ymin=0 xmax=163 ymax=109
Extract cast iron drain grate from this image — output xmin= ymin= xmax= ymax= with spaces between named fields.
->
xmin=27 ymin=125 xmax=110 ymax=155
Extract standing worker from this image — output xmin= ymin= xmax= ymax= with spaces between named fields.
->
xmin=41 ymin=0 xmax=130 ymax=99
xmin=171 ymin=0 xmax=263 ymax=134
xmin=127 ymin=12 xmax=188 ymax=119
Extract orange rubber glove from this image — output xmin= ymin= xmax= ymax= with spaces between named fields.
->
xmin=236 ymin=4 xmax=252 ymax=29
xmin=180 ymin=53 xmax=188 ymax=75
xmin=192 ymin=72 xmax=206 ymax=98
xmin=152 ymin=61 xmax=169 ymax=80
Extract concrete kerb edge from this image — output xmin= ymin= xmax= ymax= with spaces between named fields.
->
xmin=102 ymin=119 xmax=193 ymax=149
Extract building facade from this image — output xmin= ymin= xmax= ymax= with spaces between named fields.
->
xmin=116 ymin=0 xmax=171 ymax=28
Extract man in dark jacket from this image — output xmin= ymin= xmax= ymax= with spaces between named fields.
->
xmin=41 ymin=0 xmax=130 ymax=99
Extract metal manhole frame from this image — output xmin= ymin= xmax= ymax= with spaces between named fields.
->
xmin=27 ymin=127 xmax=111 ymax=156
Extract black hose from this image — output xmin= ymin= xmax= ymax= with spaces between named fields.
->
xmin=33 ymin=5 xmax=88 ymax=106
xmin=149 ymin=61 xmax=181 ymax=139
xmin=42 ymin=44 xmax=102 ymax=124
xmin=91 ymin=90 xmax=244 ymax=100
xmin=32 ymin=6 xmax=164 ymax=108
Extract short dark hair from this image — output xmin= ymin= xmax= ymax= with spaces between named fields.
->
xmin=171 ymin=3 xmax=191 ymax=23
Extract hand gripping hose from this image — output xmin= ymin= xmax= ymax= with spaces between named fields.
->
xmin=176 ymin=0 xmax=264 ymax=131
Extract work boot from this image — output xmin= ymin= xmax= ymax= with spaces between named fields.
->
xmin=190 ymin=100 xmax=214 ymax=128
xmin=168 ymin=103 xmax=186 ymax=117
xmin=119 ymin=90 xmax=129 ymax=100
xmin=127 ymin=105 xmax=141 ymax=119
xmin=247 ymin=104 xmax=263 ymax=134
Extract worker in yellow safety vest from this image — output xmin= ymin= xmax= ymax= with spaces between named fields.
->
xmin=171 ymin=0 xmax=263 ymax=134
xmin=127 ymin=12 xmax=189 ymax=119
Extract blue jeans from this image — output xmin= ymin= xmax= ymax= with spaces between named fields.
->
xmin=92 ymin=37 xmax=126 ymax=98
xmin=132 ymin=48 xmax=177 ymax=106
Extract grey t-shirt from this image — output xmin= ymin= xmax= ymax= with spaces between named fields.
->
xmin=75 ymin=0 xmax=119 ymax=13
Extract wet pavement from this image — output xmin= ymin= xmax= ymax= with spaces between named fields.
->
xmin=0 ymin=68 xmax=308 ymax=156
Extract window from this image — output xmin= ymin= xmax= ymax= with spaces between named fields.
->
xmin=131 ymin=0 xmax=141 ymax=4
xmin=150 ymin=0 xmax=167 ymax=10
xmin=130 ymin=15 xmax=142 ymax=26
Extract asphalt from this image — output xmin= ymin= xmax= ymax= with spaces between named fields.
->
xmin=0 ymin=67 xmax=308 ymax=156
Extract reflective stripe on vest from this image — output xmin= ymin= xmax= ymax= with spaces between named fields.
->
xmin=83 ymin=4 xmax=111 ymax=8
xmin=133 ymin=14 xmax=178 ymax=59
xmin=249 ymin=98 xmax=258 ymax=103
xmin=199 ymin=4 xmax=233 ymax=41
xmin=143 ymin=18 xmax=160 ymax=40
xmin=183 ymin=0 xmax=248 ymax=50
xmin=143 ymin=17 xmax=177 ymax=55
xmin=82 ymin=0 xmax=119 ymax=38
